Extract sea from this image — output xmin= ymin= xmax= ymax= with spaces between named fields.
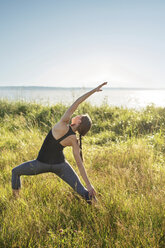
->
xmin=0 ymin=86 xmax=165 ymax=109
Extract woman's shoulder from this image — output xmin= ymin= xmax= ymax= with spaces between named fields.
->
xmin=52 ymin=122 xmax=69 ymax=139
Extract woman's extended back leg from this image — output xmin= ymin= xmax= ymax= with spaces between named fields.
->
xmin=12 ymin=160 xmax=51 ymax=190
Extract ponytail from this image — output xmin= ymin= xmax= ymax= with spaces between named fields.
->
xmin=79 ymin=134 xmax=83 ymax=161
xmin=77 ymin=114 xmax=92 ymax=161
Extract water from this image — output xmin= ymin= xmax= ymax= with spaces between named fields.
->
xmin=0 ymin=86 xmax=165 ymax=109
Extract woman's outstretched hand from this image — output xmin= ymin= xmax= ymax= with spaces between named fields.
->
xmin=95 ymin=82 xmax=108 ymax=92
xmin=87 ymin=184 xmax=97 ymax=198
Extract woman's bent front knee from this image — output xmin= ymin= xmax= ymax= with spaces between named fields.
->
xmin=12 ymin=167 xmax=20 ymax=177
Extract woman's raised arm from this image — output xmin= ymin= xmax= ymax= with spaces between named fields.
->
xmin=60 ymin=82 xmax=107 ymax=123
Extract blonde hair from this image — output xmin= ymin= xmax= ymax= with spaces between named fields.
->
xmin=77 ymin=114 xmax=92 ymax=161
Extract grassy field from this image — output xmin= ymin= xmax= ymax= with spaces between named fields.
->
xmin=0 ymin=100 xmax=165 ymax=248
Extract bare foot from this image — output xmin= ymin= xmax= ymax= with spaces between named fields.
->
xmin=12 ymin=189 xmax=20 ymax=198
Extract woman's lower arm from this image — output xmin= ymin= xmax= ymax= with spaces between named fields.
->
xmin=78 ymin=164 xmax=91 ymax=187
xmin=76 ymin=88 xmax=96 ymax=106
xmin=76 ymin=82 xmax=107 ymax=106
xmin=66 ymin=83 xmax=107 ymax=118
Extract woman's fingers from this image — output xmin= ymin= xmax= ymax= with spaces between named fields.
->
xmin=93 ymin=189 xmax=97 ymax=196
xmin=102 ymin=82 xmax=108 ymax=86
xmin=100 ymin=82 xmax=108 ymax=87
xmin=96 ymin=82 xmax=108 ymax=91
xmin=89 ymin=188 xmax=97 ymax=197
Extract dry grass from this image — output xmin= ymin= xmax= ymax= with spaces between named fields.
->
xmin=0 ymin=100 xmax=165 ymax=247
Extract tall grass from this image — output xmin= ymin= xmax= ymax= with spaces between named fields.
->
xmin=0 ymin=100 xmax=165 ymax=248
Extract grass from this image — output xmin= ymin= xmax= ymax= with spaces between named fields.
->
xmin=0 ymin=99 xmax=165 ymax=248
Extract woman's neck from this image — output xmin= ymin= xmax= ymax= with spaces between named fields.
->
xmin=70 ymin=124 xmax=77 ymax=133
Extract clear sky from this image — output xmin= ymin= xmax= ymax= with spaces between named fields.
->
xmin=0 ymin=0 xmax=165 ymax=88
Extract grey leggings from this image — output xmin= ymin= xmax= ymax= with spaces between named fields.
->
xmin=12 ymin=160 xmax=89 ymax=200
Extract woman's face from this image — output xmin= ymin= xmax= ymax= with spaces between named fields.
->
xmin=71 ymin=115 xmax=82 ymax=125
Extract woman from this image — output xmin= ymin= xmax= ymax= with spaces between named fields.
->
xmin=12 ymin=82 xmax=107 ymax=203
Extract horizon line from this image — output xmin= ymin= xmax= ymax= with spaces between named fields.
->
xmin=0 ymin=85 xmax=165 ymax=90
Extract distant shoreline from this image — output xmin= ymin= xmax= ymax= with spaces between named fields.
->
xmin=1 ymin=86 xmax=165 ymax=108
xmin=0 ymin=86 xmax=165 ymax=91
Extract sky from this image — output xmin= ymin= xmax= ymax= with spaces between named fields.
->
xmin=0 ymin=0 xmax=165 ymax=88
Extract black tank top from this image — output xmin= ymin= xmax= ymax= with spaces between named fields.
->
xmin=37 ymin=126 xmax=76 ymax=164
